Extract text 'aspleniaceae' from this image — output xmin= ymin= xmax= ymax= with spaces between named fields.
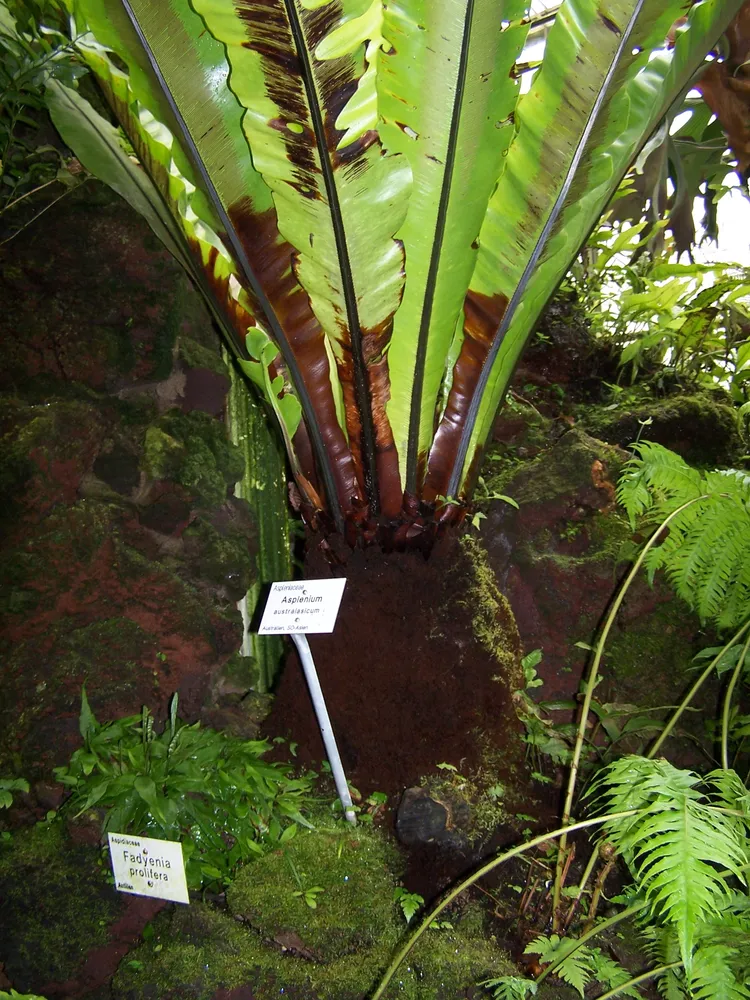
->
xmin=59 ymin=0 xmax=741 ymax=541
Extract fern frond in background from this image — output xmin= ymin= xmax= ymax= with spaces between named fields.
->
xmin=617 ymin=442 xmax=750 ymax=629
xmin=640 ymin=925 xmax=685 ymax=1000
xmin=590 ymin=756 xmax=748 ymax=972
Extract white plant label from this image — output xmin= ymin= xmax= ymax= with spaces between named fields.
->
xmin=108 ymin=833 xmax=189 ymax=904
xmin=258 ymin=578 xmax=346 ymax=634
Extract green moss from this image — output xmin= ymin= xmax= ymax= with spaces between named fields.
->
xmin=143 ymin=426 xmax=184 ymax=481
xmin=600 ymin=600 xmax=700 ymax=702
xmin=142 ymin=410 xmax=244 ymax=506
xmin=112 ymin=897 xmax=515 ymax=1000
xmin=215 ymin=652 xmax=267 ymax=703
xmin=178 ymin=336 xmax=229 ymax=377
xmin=57 ymin=618 xmax=153 ymax=677
xmin=576 ymin=391 xmax=742 ymax=468
xmin=487 ymin=429 xmax=626 ymax=507
xmin=227 ymin=826 xmax=400 ymax=962
xmin=460 ymin=535 xmax=522 ymax=686
xmin=183 ymin=516 xmax=255 ymax=595
xmin=180 ymin=436 xmax=230 ymax=507
xmin=0 ymin=821 xmax=120 ymax=991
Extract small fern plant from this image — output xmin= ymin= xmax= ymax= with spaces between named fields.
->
xmin=616 ymin=441 xmax=750 ymax=630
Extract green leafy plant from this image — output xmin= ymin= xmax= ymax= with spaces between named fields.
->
xmin=0 ymin=992 xmax=49 ymax=1000
xmin=0 ymin=776 xmax=28 ymax=809
xmin=0 ymin=0 xmax=85 ymax=224
xmin=617 ymin=440 xmax=750 ymax=631
xmin=292 ymin=884 xmax=325 ymax=910
xmin=480 ymin=975 xmax=538 ymax=1000
xmin=523 ymin=935 xmax=642 ymax=999
xmin=393 ymin=886 xmax=424 ymax=925
xmin=565 ymin=175 xmax=750 ymax=397
xmin=589 ymin=758 xmax=748 ymax=970
xmin=54 ymin=690 xmax=313 ymax=890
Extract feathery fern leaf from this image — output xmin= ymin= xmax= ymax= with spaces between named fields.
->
xmin=616 ymin=443 xmax=750 ymax=630
xmin=524 ymin=935 xmax=591 ymax=996
xmin=480 ymin=976 xmax=538 ymax=1000
xmin=523 ymin=936 xmax=642 ymax=999
xmin=707 ymin=769 xmax=750 ymax=835
xmin=586 ymin=949 xmax=644 ymax=1000
xmin=590 ymin=756 xmax=749 ymax=973
xmin=617 ymin=441 xmax=703 ymax=528
xmin=689 ymin=943 xmax=750 ymax=1000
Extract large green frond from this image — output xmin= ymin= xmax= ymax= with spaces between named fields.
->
xmin=68 ymin=0 xmax=373 ymax=524
xmin=57 ymin=0 xmax=742 ymax=535
xmin=376 ymin=0 xmax=528 ymax=491
xmin=432 ymin=0 xmax=742 ymax=501
xmin=188 ymin=0 xmax=411 ymax=515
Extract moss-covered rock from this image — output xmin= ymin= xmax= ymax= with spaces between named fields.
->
xmin=0 ymin=181 xmax=210 ymax=395
xmin=575 ymin=391 xmax=743 ymax=467
xmin=0 ymin=821 xmax=120 ymax=992
xmin=112 ymin=896 xmax=515 ymax=1000
xmin=227 ymin=827 xmax=399 ymax=963
xmin=485 ymin=428 xmax=626 ymax=510
xmin=142 ymin=410 xmax=244 ymax=507
xmin=182 ymin=510 xmax=256 ymax=600
xmin=475 ymin=422 xmax=716 ymax=762
xmin=178 ymin=336 xmax=229 ymax=378
xmin=0 ymin=397 xmax=107 ymax=518
xmin=0 ymin=499 xmax=241 ymax=777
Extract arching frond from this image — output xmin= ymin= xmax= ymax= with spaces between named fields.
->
xmin=617 ymin=443 xmax=750 ymax=630
xmin=590 ymin=756 xmax=749 ymax=973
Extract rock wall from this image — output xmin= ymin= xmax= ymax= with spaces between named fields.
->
xmin=0 ymin=182 xmax=260 ymax=781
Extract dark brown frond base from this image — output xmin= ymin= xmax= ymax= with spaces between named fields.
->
xmin=292 ymin=489 xmax=469 ymax=557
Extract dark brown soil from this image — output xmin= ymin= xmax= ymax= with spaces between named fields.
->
xmin=263 ymin=534 xmax=525 ymax=799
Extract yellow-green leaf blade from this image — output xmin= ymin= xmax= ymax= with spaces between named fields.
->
xmin=379 ymin=0 xmax=528 ymax=492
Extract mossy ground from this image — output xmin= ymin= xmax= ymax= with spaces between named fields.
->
xmin=0 ymin=821 xmax=120 ymax=992
xmin=113 ymin=893 xmax=514 ymax=1000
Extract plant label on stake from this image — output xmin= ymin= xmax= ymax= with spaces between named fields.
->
xmin=108 ymin=832 xmax=189 ymax=904
xmin=258 ymin=578 xmax=356 ymax=824
xmin=258 ymin=579 xmax=346 ymax=634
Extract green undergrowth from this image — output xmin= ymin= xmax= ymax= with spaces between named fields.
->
xmin=227 ymin=826 xmax=398 ymax=962
xmin=54 ymin=692 xmax=312 ymax=890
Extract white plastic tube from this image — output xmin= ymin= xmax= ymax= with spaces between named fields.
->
xmin=291 ymin=633 xmax=357 ymax=825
